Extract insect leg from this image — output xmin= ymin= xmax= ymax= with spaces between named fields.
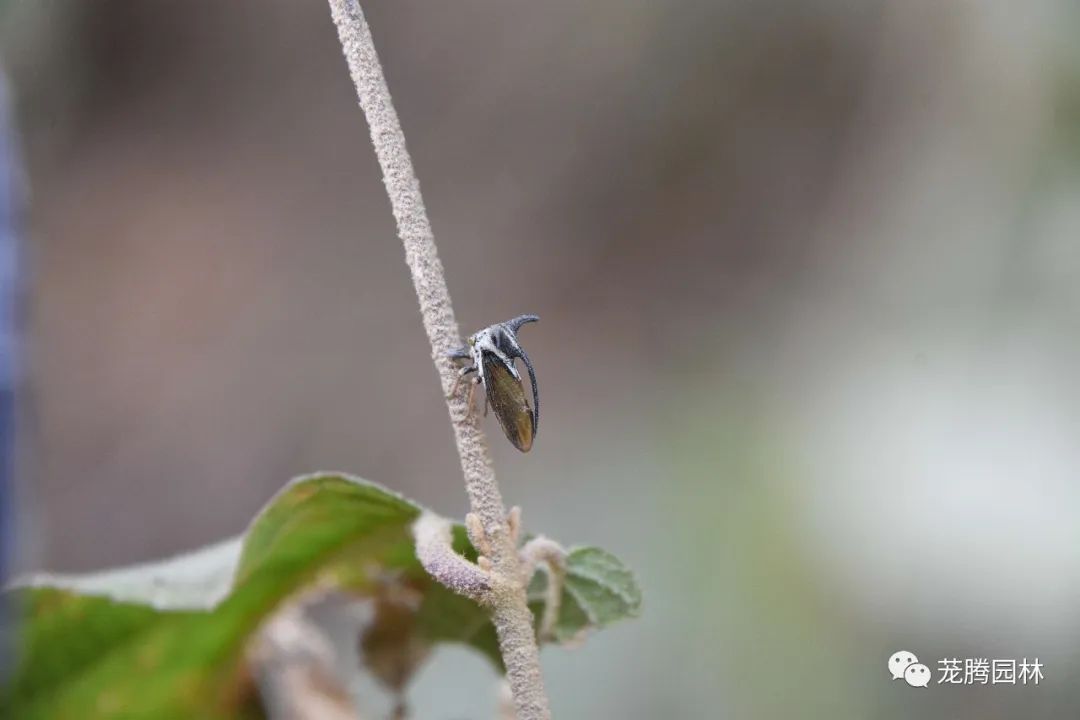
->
xmin=449 ymin=364 xmax=477 ymax=397
xmin=466 ymin=374 xmax=483 ymax=414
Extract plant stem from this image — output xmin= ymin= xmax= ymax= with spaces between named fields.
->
xmin=249 ymin=592 xmax=360 ymax=720
xmin=324 ymin=2 xmax=551 ymax=718
xmin=518 ymin=537 xmax=567 ymax=643
xmin=413 ymin=512 xmax=492 ymax=603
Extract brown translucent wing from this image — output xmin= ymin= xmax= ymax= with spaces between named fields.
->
xmin=482 ymin=352 xmax=535 ymax=452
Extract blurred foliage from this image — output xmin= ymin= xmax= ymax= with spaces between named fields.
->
xmin=1 ymin=474 xmax=639 ymax=719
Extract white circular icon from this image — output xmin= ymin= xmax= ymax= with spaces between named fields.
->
xmin=888 ymin=650 xmax=919 ymax=680
xmin=904 ymin=663 xmax=931 ymax=688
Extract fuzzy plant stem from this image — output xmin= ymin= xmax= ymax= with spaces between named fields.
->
xmin=518 ymin=537 xmax=567 ymax=643
xmin=325 ymin=2 xmax=551 ymax=718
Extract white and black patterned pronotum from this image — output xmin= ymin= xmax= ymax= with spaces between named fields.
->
xmin=449 ymin=315 xmax=539 ymax=452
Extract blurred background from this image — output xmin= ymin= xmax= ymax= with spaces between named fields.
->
xmin=3 ymin=0 xmax=1080 ymax=717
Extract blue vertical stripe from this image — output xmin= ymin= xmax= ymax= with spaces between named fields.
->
xmin=0 ymin=66 xmax=22 ymax=679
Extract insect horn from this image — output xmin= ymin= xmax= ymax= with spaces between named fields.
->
xmin=506 ymin=314 xmax=539 ymax=333
xmin=503 ymin=315 xmax=539 ymax=435
xmin=517 ymin=343 xmax=539 ymax=435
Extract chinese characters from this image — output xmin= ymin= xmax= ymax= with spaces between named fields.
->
xmin=937 ymin=657 xmax=1043 ymax=685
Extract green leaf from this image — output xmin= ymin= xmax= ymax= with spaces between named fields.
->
xmin=2 ymin=474 xmax=419 ymax=720
xmin=3 ymin=473 xmax=640 ymax=718
xmin=416 ymin=578 xmax=502 ymax=668
xmin=528 ymin=547 xmax=642 ymax=644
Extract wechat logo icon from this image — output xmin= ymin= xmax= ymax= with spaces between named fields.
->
xmin=889 ymin=650 xmax=930 ymax=688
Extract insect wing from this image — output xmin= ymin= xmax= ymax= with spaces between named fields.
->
xmin=482 ymin=351 xmax=535 ymax=452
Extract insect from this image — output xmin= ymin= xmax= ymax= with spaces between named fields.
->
xmin=449 ymin=315 xmax=539 ymax=452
